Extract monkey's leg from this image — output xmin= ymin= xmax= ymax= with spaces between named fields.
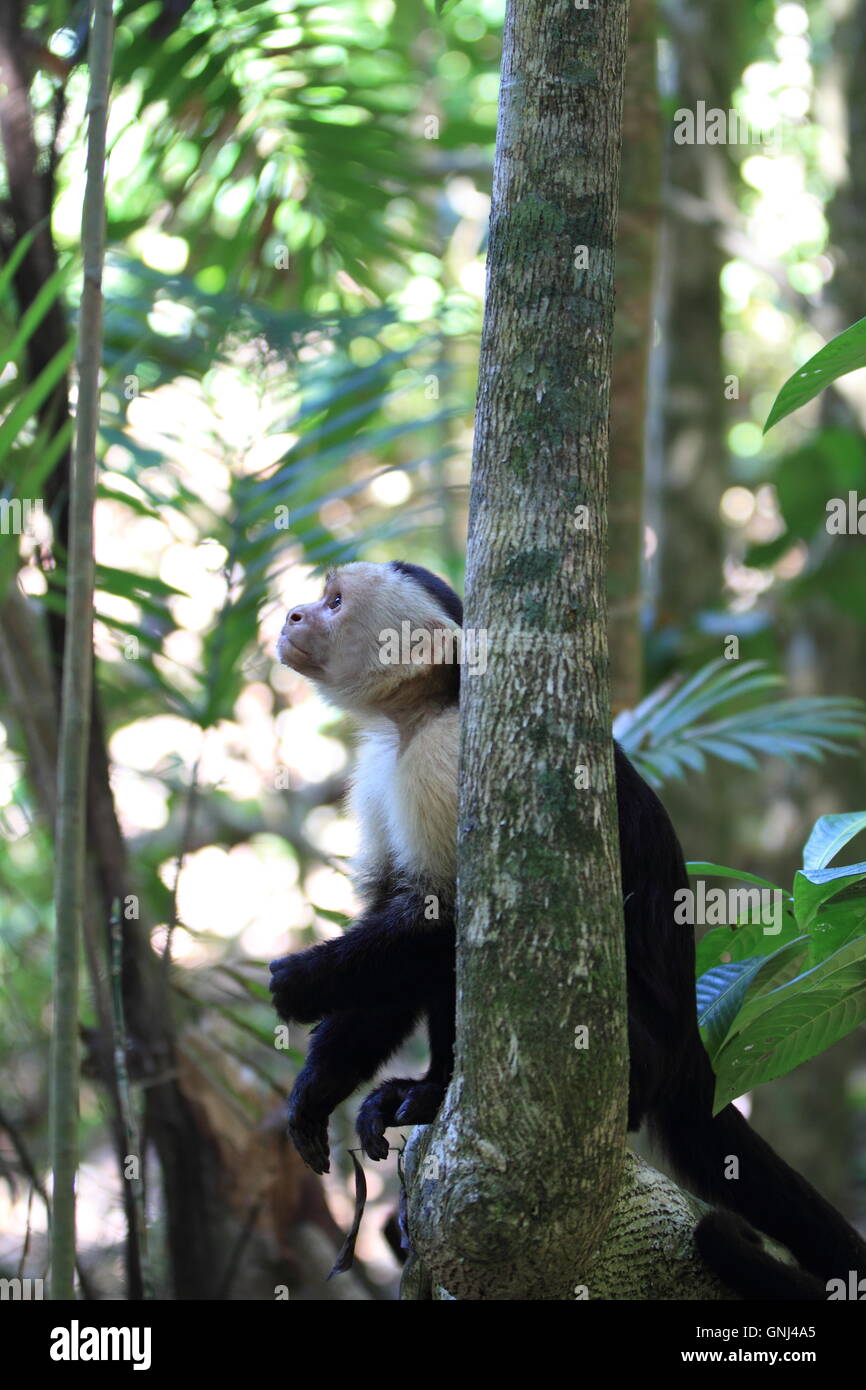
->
xmin=270 ymin=915 xmax=454 ymax=1022
xmin=356 ymin=978 xmax=456 ymax=1160
xmin=287 ymin=1006 xmax=417 ymax=1173
xmin=425 ymin=974 xmax=456 ymax=1085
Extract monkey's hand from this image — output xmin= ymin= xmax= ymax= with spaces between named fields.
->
xmin=356 ymin=1077 xmax=446 ymax=1162
xmin=269 ymin=952 xmax=323 ymax=1024
xmin=286 ymin=1077 xmax=331 ymax=1174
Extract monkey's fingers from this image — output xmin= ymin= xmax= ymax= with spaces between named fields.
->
xmin=394 ymin=1080 xmax=445 ymax=1126
xmin=356 ymin=1078 xmax=416 ymax=1161
xmin=287 ymin=1107 xmax=331 ymax=1175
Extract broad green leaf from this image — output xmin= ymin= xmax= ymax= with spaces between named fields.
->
xmin=687 ymin=862 xmax=784 ymax=892
xmin=803 ymin=812 xmax=866 ymax=871
xmin=697 ymin=956 xmax=768 ymax=1054
xmin=696 ymin=910 xmax=801 ymax=977
xmin=712 ymin=980 xmax=866 ymax=1112
xmin=807 ymin=900 xmax=866 ymax=964
xmin=699 ymin=936 xmax=811 ymax=1057
xmin=764 ymin=315 xmax=866 ymax=432
xmin=721 ymin=933 xmax=866 ymax=1038
xmin=744 ymin=935 xmax=812 ymax=998
xmin=793 ymin=864 xmax=866 ymax=930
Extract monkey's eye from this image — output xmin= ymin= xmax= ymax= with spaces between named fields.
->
xmin=327 ymin=593 xmax=342 ymax=611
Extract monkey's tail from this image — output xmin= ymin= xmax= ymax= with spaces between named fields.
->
xmin=694 ymin=1211 xmax=824 ymax=1300
xmin=653 ymin=1085 xmax=866 ymax=1300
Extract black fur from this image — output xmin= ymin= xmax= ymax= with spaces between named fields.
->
xmin=270 ymin=880 xmax=455 ymax=1172
xmin=389 ymin=559 xmax=464 ymax=627
xmin=270 ymin=565 xmax=866 ymax=1298
xmin=694 ymin=1212 xmax=824 ymax=1300
xmin=614 ymin=745 xmax=866 ymax=1297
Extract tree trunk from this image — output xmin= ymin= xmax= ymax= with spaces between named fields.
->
xmin=49 ymin=0 xmax=113 ymax=1298
xmin=407 ymin=0 xmax=631 ymax=1300
xmin=608 ymin=0 xmax=661 ymax=713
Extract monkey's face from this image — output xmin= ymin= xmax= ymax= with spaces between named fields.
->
xmin=277 ymin=563 xmax=385 ymax=696
xmin=277 ymin=561 xmax=458 ymax=714
xmin=276 ymin=572 xmax=345 ymax=677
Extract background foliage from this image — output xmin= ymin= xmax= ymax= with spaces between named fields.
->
xmin=1 ymin=0 xmax=864 ymax=1298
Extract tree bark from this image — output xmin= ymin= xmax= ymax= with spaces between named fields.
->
xmin=407 ymin=0 xmax=630 ymax=1300
xmin=608 ymin=0 xmax=661 ymax=713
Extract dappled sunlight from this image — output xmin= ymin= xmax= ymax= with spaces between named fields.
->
xmin=275 ymin=704 xmax=349 ymax=783
xmin=155 ymin=839 xmax=308 ymax=949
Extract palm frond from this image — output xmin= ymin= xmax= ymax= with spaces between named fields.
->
xmin=614 ymin=659 xmax=866 ymax=787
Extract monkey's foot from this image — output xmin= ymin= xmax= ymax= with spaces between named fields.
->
xmin=286 ymin=1097 xmax=330 ymax=1175
xmin=356 ymin=1077 xmax=446 ymax=1161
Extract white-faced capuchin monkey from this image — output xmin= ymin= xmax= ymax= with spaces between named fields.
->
xmin=271 ymin=559 xmax=866 ymax=1299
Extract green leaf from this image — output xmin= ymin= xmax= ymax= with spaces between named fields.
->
xmin=745 ymin=930 xmax=866 ymax=1012
xmin=687 ymin=862 xmax=784 ymax=893
xmin=615 ymin=660 xmax=866 ymax=788
xmin=699 ymin=935 xmax=811 ymax=1057
xmin=697 ymin=956 xmax=768 ymax=1054
xmin=764 ymin=315 xmax=866 ymax=432
xmin=746 ymin=936 xmax=812 ymax=995
xmin=0 ymin=339 xmax=75 ymax=461
xmin=0 ymin=225 xmax=41 ymax=303
xmin=696 ymin=909 xmax=801 ymax=978
xmin=711 ymin=934 xmax=866 ymax=1107
xmin=806 ymin=899 xmax=866 ymax=964
xmin=793 ymin=864 xmax=866 ymax=930
xmin=95 ymin=563 xmax=190 ymax=601
xmin=0 ymin=262 xmax=71 ymax=379
xmin=802 ymin=812 xmax=866 ymax=870
xmin=312 ymin=906 xmax=351 ymax=930
xmin=712 ymin=978 xmax=866 ymax=1111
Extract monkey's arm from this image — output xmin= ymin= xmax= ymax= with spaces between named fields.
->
xmin=287 ymin=1006 xmax=418 ymax=1172
xmin=356 ymin=978 xmax=456 ymax=1159
xmin=269 ymin=896 xmax=454 ymax=1022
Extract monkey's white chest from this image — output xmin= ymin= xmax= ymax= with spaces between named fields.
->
xmin=350 ymin=715 xmax=458 ymax=890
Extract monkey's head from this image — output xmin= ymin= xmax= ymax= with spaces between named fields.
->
xmin=277 ymin=560 xmax=463 ymax=718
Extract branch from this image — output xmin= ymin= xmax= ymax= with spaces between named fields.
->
xmin=49 ymin=0 xmax=113 ymax=1302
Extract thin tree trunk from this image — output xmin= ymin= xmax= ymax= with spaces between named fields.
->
xmin=407 ymin=0 xmax=630 ymax=1300
xmin=50 ymin=0 xmax=113 ymax=1300
xmin=608 ymin=0 xmax=661 ymax=713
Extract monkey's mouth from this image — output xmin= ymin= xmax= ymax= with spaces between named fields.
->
xmin=277 ymin=631 xmax=319 ymax=670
